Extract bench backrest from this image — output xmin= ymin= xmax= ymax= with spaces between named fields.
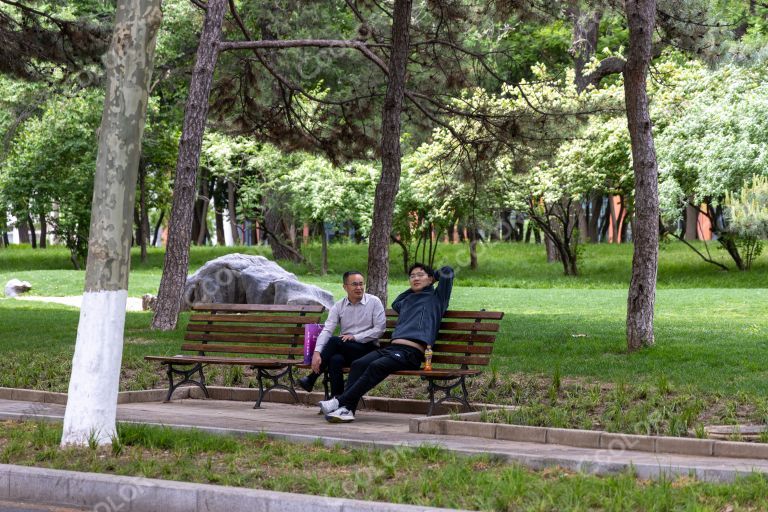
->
xmin=182 ymin=303 xmax=325 ymax=359
xmin=381 ymin=309 xmax=504 ymax=369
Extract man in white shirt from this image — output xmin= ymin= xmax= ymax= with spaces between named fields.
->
xmin=298 ymin=271 xmax=386 ymax=398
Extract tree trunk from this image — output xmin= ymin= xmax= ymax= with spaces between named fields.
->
xmin=624 ymin=0 xmax=659 ymax=351
xmin=61 ymin=0 xmax=161 ymax=446
xmin=227 ymin=180 xmax=239 ymax=245
xmin=215 ymin=208 xmax=225 ymax=245
xmin=321 ymin=221 xmax=328 ymax=276
xmin=588 ymin=193 xmax=602 ymax=243
xmin=139 ymin=158 xmax=149 ymax=262
xmin=27 ymin=213 xmax=36 ymax=249
xmin=16 ymin=219 xmax=29 ymax=244
xmin=263 ymin=205 xmax=302 ymax=262
xmin=152 ymin=0 xmax=226 ymax=331
xmin=366 ymin=0 xmax=413 ymax=306
xmin=39 ymin=213 xmax=46 ymax=248
xmin=196 ymin=171 xmax=210 ymax=246
xmin=152 ymin=210 xmax=164 ymax=247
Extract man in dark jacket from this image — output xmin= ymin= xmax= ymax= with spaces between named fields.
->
xmin=320 ymin=263 xmax=454 ymax=422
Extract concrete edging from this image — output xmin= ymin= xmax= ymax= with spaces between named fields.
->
xmin=410 ymin=411 xmax=768 ymax=460
xmin=0 ymin=386 xmax=508 ymax=416
xmin=0 ymin=463 xmax=464 ymax=512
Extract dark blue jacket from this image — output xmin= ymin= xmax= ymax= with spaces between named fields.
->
xmin=390 ymin=266 xmax=454 ymax=347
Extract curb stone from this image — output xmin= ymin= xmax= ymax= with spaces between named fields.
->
xmin=413 ymin=410 xmax=768 ymax=460
xmin=0 ymin=464 xmax=467 ymax=512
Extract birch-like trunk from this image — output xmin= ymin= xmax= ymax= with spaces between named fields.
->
xmin=366 ymin=0 xmax=413 ymax=305
xmin=61 ymin=0 xmax=162 ymax=446
xmin=152 ymin=0 xmax=227 ymax=330
xmin=624 ymin=0 xmax=659 ymax=351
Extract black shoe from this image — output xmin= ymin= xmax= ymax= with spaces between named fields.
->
xmin=298 ymin=373 xmax=319 ymax=392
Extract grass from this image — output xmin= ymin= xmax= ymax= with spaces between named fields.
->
xmin=1 ymin=419 xmax=767 ymax=510
xmin=1 ymin=242 xmax=767 ymax=431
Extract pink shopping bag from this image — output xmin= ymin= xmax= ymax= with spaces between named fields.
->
xmin=303 ymin=323 xmax=323 ymax=364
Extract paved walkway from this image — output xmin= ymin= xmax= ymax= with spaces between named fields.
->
xmin=2 ymin=397 xmax=768 ymax=482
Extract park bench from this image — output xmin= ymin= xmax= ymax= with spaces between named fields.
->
xmin=144 ymin=303 xmax=325 ymax=408
xmin=316 ymin=308 xmax=505 ymax=416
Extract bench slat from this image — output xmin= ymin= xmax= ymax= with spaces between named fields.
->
xmin=431 ymin=354 xmax=490 ymax=366
xmin=186 ymin=325 xmax=306 ymax=335
xmin=192 ymin=303 xmax=325 ymax=313
xmin=432 ymin=344 xmax=492 ymax=354
xmin=189 ymin=314 xmax=321 ymax=325
xmin=189 ymin=314 xmax=322 ymax=324
xmin=181 ymin=344 xmax=303 ymax=356
xmin=185 ymin=333 xmax=300 ymax=344
xmin=378 ymin=332 xmax=497 ymax=343
xmin=187 ymin=324 xmax=310 ymax=335
xmin=144 ymin=355 xmax=290 ymax=367
xmin=383 ymin=320 xmax=499 ymax=332
xmin=385 ymin=309 xmax=503 ymax=320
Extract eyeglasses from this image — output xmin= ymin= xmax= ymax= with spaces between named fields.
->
xmin=409 ymin=272 xmax=429 ymax=279
xmin=345 ymin=281 xmax=364 ymax=287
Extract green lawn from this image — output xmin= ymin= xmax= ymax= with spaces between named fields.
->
xmin=0 ymin=242 xmax=767 ymax=433
xmin=2 ymin=420 xmax=767 ymax=511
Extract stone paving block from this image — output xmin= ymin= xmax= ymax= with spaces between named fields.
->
xmin=9 ymin=389 xmax=45 ymax=403
xmin=599 ymin=433 xmax=655 ymax=454
xmin=713 ymin=441 xmax=768 ymax=459
xmin=268 ymin=492 xmax=345 ymax=512
xmin=228 ymin=388 xmax=259 ymax=402
xmin=655 ymin=436 xmax=713 ymax=457
xmin=443 ymin=420 xmax=496 ymax=439
xmin=495 ymin=424 xmax=547 ymax=444
xmin=418 ymin=420 xmax=446 ymax=435
xmin=128 ymin=479 xmax=199 ymax=512
xmin=66 ymin=473 xmax=128 ymax=510
xmin=0 ymin=465 xmax=9 ymax=499
xmin=43 ymin=392 xmax=68 ymax=405
xmin=9 ymin=469 xmax=69 ymax=504
xmin=546 ymin=428 xmax=601 ymax=449
xmin=197 ymin=486 xmax=271 ymax=512
xmin=387 ymin=398 xmax=423 ymax=415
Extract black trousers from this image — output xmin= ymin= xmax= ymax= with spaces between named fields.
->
xmin=318 ymin=336 xmax=377 ymax=397
xmin=336 ymin=345 xmax=424 ymax=413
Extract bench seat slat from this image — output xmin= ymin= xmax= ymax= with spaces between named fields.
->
xmin=180 ymin=344 xmax=303 ymax=356
xmin=144 ymin=355 xmax=292 ymax=367
xmin=393 ymin=369 xmax=481 ymax=377
xmin=189 ymin=314 xmax=322 ymax=324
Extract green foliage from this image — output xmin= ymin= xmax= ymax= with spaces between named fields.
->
xmin=725 ymin=175 xmax=768 ymax=238
xmin=1 ymin=89 xmax=103 ymax=266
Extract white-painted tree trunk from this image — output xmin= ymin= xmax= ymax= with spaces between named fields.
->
xmin=61 ymin=0 xmax=162 ymax=447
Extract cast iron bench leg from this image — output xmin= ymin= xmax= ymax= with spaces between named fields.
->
xmin=253 ymin=366 xmax=300 ymax=408
xmin=425 ymin=376 xmax=472 ymax=416
xmin=164 ymin=363 xmax=209 ymax=402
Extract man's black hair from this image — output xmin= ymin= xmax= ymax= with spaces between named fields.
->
xmin=343 ymin=271 xmax=364 ymax=284
xmin=407 ymin=262 xmax=434 ymax=277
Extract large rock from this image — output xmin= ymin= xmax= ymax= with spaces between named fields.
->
xmin=4 ymin=279 xmax=31 ymax=298
xmin=182 ymin=254 xmax=333 ymax=310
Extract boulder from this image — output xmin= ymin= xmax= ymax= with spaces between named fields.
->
xmin=182 ymin=253 xmax=333 ymax=310
xmin=4 ymin=279 xmax=32 ymax=297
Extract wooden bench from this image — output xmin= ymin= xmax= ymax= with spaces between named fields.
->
xmin=317 ymin=308 xmax=504 ymax=416
xmin=145 ymin=303 xmax=324 ymax=408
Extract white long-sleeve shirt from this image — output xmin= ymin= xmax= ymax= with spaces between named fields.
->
xmin=314 ymin=293 xmax=386 ymax=353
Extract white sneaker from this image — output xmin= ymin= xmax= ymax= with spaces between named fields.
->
xmin=325 ymin=406 xmax=355 ymax=423
xmin=318 ymin=397 xmax=339 ymax=415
